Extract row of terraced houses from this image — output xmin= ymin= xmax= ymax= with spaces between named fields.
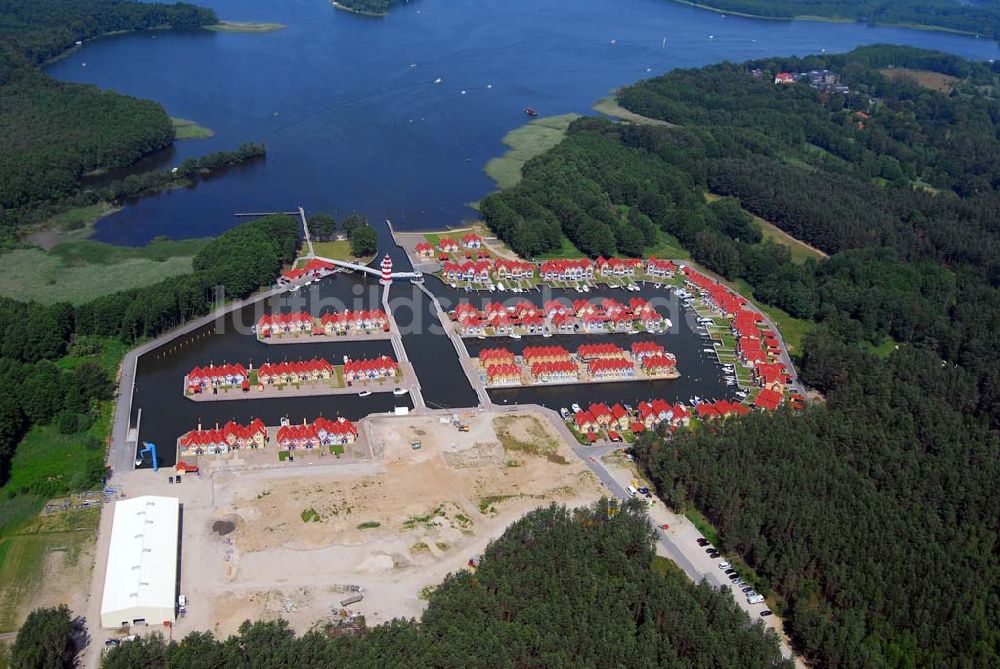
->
xmin=256 ymin=310 xmax=389 ymax=338
xmin=477 ymin=342 xmax=677 ymax=386
xmin=451 ymin=297 xmax=667 ymax=336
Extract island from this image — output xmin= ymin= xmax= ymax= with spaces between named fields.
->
xmin=332 ymin=0 xmax=412 ymax=17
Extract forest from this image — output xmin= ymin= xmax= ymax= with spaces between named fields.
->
xmin=481 ymin=44 xmax=1000 ymax=667
xmin=0 ymin=0 xmax=219 ymax=236
xmin=665 ymin=0 xmax=1000 ymax=38
xmin=0 ymin=215 xmax=299 ymax=486
xmin=93 ymin=501 xmax=790 ymax=668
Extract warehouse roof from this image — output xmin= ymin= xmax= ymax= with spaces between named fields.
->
xmin=100 ymin=495 xmax=179 ymax=624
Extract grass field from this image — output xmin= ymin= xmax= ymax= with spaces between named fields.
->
xmin=204 ymin=21 xmax=286 ymax=32
xmin=0 ymin=238 xmax=206 ymax=305
xmin=485 ymin=114 xmax=579 ymax=189
xmin=303 ymin=240 xmax=376 ymax=265
xmin=0 ymin=508 xmax=100 ymax=633
xmin=880 ymin=67 xmax=959 ymax=93
xmin=171 ymin=117 xmax=214 ymax=140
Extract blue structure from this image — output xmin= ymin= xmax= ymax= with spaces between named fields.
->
xmin=136 ymin=442 xmax=159 ymax=472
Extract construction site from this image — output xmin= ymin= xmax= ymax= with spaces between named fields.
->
xmin=84 ymin=409 xmax=603 ymax=650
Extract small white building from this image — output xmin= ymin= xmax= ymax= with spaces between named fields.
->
xmin=100 ymin=495 xmax=179 ymax=629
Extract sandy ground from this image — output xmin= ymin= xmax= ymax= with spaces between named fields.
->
xmin=81 ymin=410 xmax=601 ymax=664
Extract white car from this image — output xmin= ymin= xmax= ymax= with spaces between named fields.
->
xmin=717 ymin=561 xmax=731 ymax=570
xmin=747 ymin=594 xmax=765 ymax=605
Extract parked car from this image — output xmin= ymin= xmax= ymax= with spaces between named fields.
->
xmin=696 ymin=538 xmax=710 ymax=547
xmin=659 ymin=523 xmax=669 ymax=530
xmin=747 ymin=594 xmax=765 ymax=604
xmin=760 ymin=610 xmax=773 ymax=617
xmin=638 ymin=487 xmax=650 ymax=495
xmin=724 ymin=568 xmax=736 ymax=575
xmin=707 ymin=551 xmax=720 ymax=558
xmin=104 ymin=639 xmax=120 ymax=648
xmin=728 ymin=573 xmax=740 ymax=580
xmin=718 ymin=561 xmax=731 ymax=570
xmin=741 ymin=586 xmax=754 ymax=593
xmin=704 ymin=547 xmax=716 ymax=554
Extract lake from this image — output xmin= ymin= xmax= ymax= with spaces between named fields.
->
xmin=46 ymin=0 xmax=998 ymax=246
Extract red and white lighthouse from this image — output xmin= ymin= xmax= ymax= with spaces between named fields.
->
xmin=380 ymin=254 xmax=393 ymax=285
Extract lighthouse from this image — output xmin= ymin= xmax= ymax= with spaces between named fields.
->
xmin=380 ymin=254 xmax=393 ymax=285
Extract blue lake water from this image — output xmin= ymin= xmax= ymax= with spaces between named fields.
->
xmin=46 ymin=0 xmax=998 ymax=245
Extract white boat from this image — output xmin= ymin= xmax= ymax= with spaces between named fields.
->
xmin=509 ymin=333 xmax=522 ymax=339
xmin=703 ymin=348 xmax=716 ymax=353
xmin=358 ymin=390 xmax=372 ymax=397
xmin=542 ymin=332 xmax=553 ymax=338
xmin=393 ymin=388 xmax=408 ymax=396
xmin=497 ymin=282 xmax=505 ymax=291
xmin=280 ymin=416 xmax=291 ymax=427
xmin=290 ymin=285 xmax=300 ymax=292
xmin=571 ymin=403 xmax=582 ymax=413
xmin=434 ymin=77 xmax=442 ymax=84
xmin=559 ymin=408 xmax=571 ymax=420
xmin=583 ymin=285 xmax=590 ymax=292
xmin=450 ymin=282 xmax=458 ymax=289
xmin=343 ymin=355 xmax=350 ymax=363
xmin=477 ymin=335 xmax=487 ymax=340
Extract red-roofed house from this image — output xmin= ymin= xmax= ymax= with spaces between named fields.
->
xmin=774 ymin=72 xmax=795 ymax=84
xmin=642 ymin=354 xmax=678 ymax=377
xmin=438 ymin=237 xmax=459 ymax=253
xmin=461 ymin=233 xmax=483 ymax=249
xmin=486 ymin=363 xmax=522 ymax=386
xmin=588 ymin=357 xmax=635 ymax=379
xmin=609 ymin=403 xmax=630 ymax=431
xmin=415 ymin=242 xmax=434 ymax=257
xmin=754 ymin=388 xmax=783 ymax=411
xmin=588 ymin=403 xmax=613 ymax=427
xmin=754 ymin=361 xmax=787 ymax=392
xmin=530 ymin=360 xmax=578 ymax=383
xmin=574 ymin=410 xmax=597 ymax=433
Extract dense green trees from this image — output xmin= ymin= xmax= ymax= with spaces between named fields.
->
xmin=601 ymin=45 xmax=1000 ymax=667
xmin=103 ymin=501 xmax=790 ymax=668
xmin=634 ymin=340 xmax=1000 ymax=667
xmin=308 ymin=213 xmax=338 ymax=241
xmin=482 ymin=44 xmax=1000 ymax=666
xmin=10 ymin=604 xmax=76 ymax=669
xmin=662 ymin=0 xmax=1000 ymax=38
xmin=349 ymin=224 xmax=377 ymax=257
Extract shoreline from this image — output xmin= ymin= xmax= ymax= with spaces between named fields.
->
xmin=667 ymin=0 xmax=981 ymax=36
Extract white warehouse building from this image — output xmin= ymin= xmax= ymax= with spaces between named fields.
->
xmin=100 ymin=495 xmax=179 ymax=629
